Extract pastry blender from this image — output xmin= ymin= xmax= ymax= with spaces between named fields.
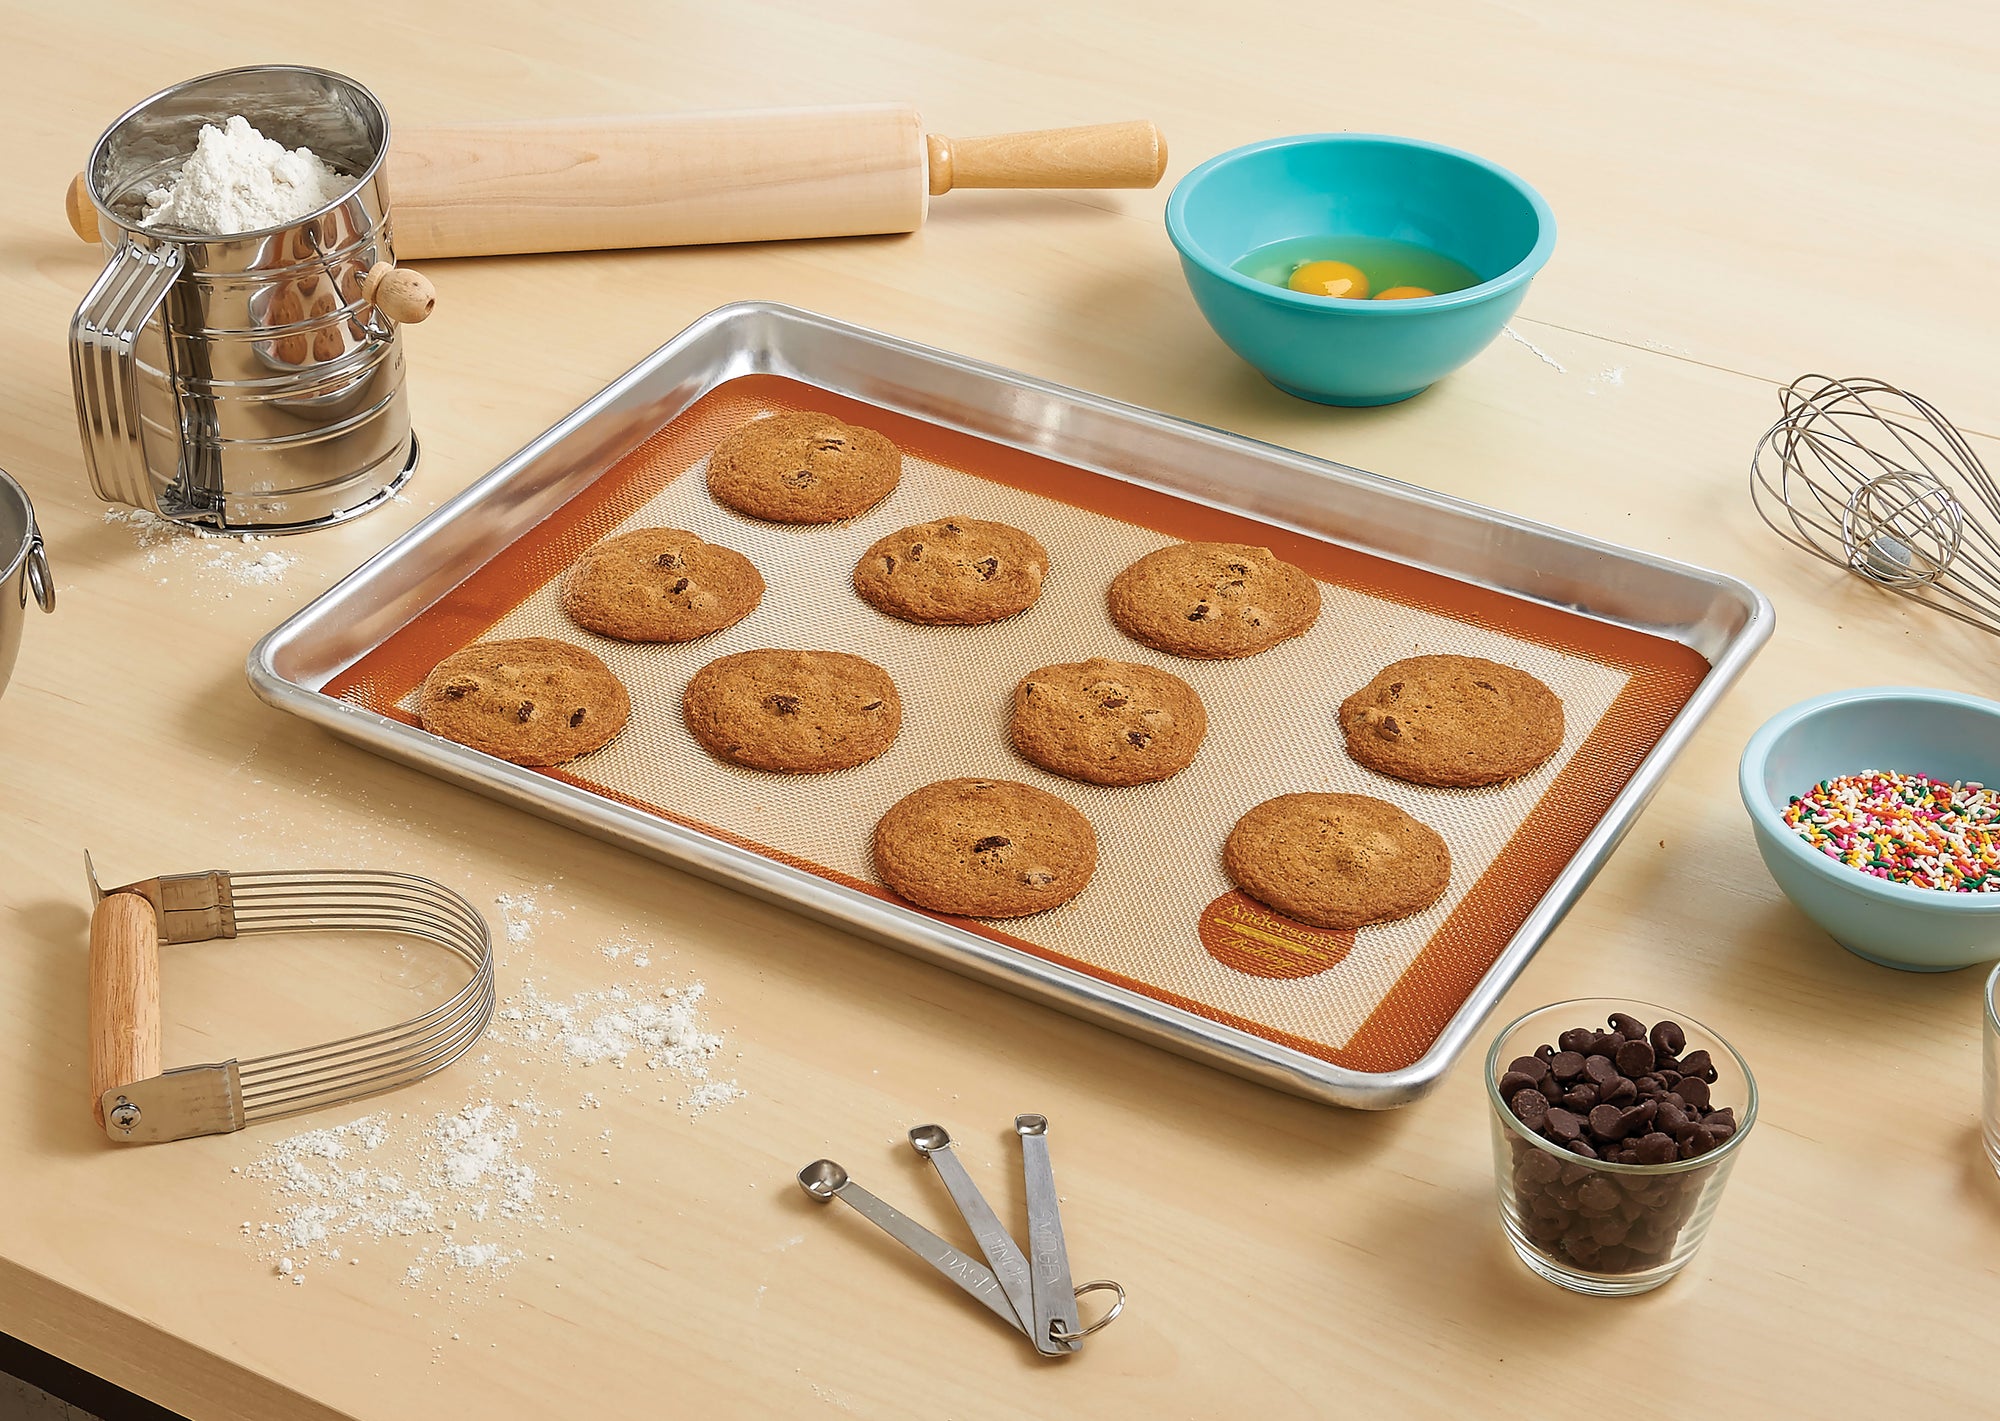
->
xmin=84 ymin=853 xmax=494 ymax=1144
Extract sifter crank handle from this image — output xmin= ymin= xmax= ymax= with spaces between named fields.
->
xmin=88 ymin=891 xmax=161 ymax=1129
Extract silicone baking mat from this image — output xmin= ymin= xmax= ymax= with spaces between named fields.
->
xmin=326 ymin=374 xmax=1709 ymax=1074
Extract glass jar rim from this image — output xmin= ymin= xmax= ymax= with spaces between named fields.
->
xmin=1484 ymin=997 xmax=1759 ymax=1175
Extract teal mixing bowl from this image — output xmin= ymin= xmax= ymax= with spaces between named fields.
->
xmin=1739 ymin=687 xmax=2000 ymax=972
xmin=1166 ymin=133 xmax=1555 ymax=406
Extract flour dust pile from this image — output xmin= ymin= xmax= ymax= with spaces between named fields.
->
xmin=238 ymin=929 xmax=743 ymax=1292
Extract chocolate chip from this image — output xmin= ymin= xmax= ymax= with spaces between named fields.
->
xmin=882 ymin=555 xmax=898 ymax=574
xmin=1634 ymin=1132 xmax=1678 ymax=1165
xmin=941 ymin=522 xmax=963 ymax=535
xmin=974 ymin=557 xmax=999 ymax=580
xmin=1614 ymin=1039 xmax=1656 ymax=1076
xmin=1225 ymin=561 xmax=1251 ymax=576
xmin=1563 ymin=1086 xmax=1598 ymax=1112
xmin=1510 ymin=1088 xmax=1550 ymax=1128
xmin=1545 ymin=1108 xmax=1583 ymax=1142
xmin=785 ymin=468 xmax=818 ymax=488
xmin=972 ymin=836 xmax=1011 ymax=853
xmin=1587 ymin=1032 xmax=1622 ymax=1058
xmin=1565 ymin=1138 xmax=1599 ymax=1159
xmin=1020 ymin=869 xmax=1055 ymax=886
xmin=1583 ymin=1055 xmax=1620 ymax=1090
xmin=764 ymin=694 xmax=801 ymax=716
xmin=1557 ymin=1028 xmax=1595 ymax=1054
xmin=516 ymin=701 xmax=534 ymax=722
xmin=1650 ymin=1020 xmax=1686 ymax=1056
xmin=1187 ymin=603 xmax=1211 ymax=621
xmin=654 ymin=551 xmax=684 ymax=569
xmin=860 ymin=699 xmax=885 ymax=712
xmin=1604 ymin=1077 xmax=1638 ymax=1105
xmin=1619 ymin=1099 xmax=1658 ymax=1134
xmin=1101 ymin=696 xmax=1129 ymax=709
xmin=1655 ymin=1100 xmax=1690 ymax=1136
xmin=1588 ymin=1104 xmax=1628 ymax=1141
xmin=1126 ymin=730 xmax=1152 ymax=748
xmin=1678 ymin=1049 xmax=1717 ymax=1083
xmin=1498 ymin=1070 xmax=1541 ymax=1102
xmin=908 ymin=543 xmax=924 ymax=561
xmin=1534 ymin=1043 xmax=1555 ymax=1062
xmin=1608 ymin=1012 xmax=1647 ymax=1041
xmin=1507 ymin=1055 xmax=1550 ymax=1083
xmin=668 ymin=577 xmax=691 ymax=594
xmin=568 ymin=707 xmax=587 ymax=727
xmin=442 ymin=678 xmax=477 ymax=699
xmin=1674 ymin=1076 xmax=1711 ymax=1111
xmin=1548 ymin=1050 xmax=1586 ymax=1082
xmin=1578 ymin=1176 xmax=1621 ymax=1214
xmin=1379 ymin=715 xmax=1403 ymax=737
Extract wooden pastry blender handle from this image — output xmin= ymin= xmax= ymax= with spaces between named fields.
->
xmin=88 ymin=890 xmax=160 ymax=1132
xmin=84 ymin=854 xmax=244 ymax=1143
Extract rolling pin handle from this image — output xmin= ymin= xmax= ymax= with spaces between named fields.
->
xmin=89 ymin=890 xmax=162 ymax=1131
xmin=66 ymin=172 xmax=99 ymax=244
xmin=362 ymin=262 xmax=437 ymax=324
xmin=926 ymin=119 xmax=1168 ymax=196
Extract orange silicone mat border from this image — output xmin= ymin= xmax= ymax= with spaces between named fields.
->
xmin=325 ymin=373 xmax=1711 ymax=1074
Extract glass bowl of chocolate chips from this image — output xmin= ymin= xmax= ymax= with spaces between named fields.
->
xmin=1486 ymin=999 xmax=1757 ymax=1296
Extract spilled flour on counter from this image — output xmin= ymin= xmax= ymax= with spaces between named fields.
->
xmin=1501 ymin=324 xmax=1567 ymax=373
xmin=237 ymin=929 xmax=743 ymax=1291
xmin=493 ymin=887 xmax=564 ymax=946
xmin=104 ymin=507 xmax=299 ymax=592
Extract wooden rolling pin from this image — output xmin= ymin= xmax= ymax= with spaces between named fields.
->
xmin=67 ymin=105 xmax=1167 ymax=259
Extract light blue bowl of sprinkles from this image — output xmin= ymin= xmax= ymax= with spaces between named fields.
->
xmin=1739 ymin=686 xmax=2000 ymax=972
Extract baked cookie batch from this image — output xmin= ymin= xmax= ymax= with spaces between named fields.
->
xmin=418 ymin=409 xmax=1568 ymax=933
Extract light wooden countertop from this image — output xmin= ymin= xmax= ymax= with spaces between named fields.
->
xmin=4 ymin=2 xmax=1999 ymax=1417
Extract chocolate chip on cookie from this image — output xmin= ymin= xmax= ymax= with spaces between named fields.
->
xmin=1340 ymin=654 xmax=1565 ymax=788
xmin=1009 ymin=657 xmax=1207 ymax=786
xmin=1107 ymin=541 xmax=1321 ymax=659
xmin=683 ymin=648 xmax=901 ymax=773
xmin=1223 ymin=791 xmax=1451 ymax=930
xmin=873 ymin=778 xmax=1099 ymax=917
xmin=560 ymin=527 xmax=765 ymax=642
xmin=706 ymin=410 xmax=902 ymax=524
xmin=418 ymin=637 xmax=631 ymax=767
xmin=853 ymin=517 xmax=1049 ymax=625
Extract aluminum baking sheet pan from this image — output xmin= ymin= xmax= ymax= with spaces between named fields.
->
xmin=249 ymin=302 xmax=1771 ymax=1108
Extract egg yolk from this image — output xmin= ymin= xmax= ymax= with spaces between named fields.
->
xmin=1287 ymin=260 xmax=1370 ymax=300
xmin=1374 ymin=286 xmax=1435 ymax=301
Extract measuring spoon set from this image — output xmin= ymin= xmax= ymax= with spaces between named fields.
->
xmin=798 ymin=1114 xmax=1124 ymax=1356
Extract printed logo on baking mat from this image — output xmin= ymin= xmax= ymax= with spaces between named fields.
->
xmin=1198 ymin=892 xmax=1355 ymax=979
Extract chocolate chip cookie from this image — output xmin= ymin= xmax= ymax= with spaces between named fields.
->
xmin=873 ymin=778 xmax=1099 ymax=918
xmin=1107 ymin=542 xmax=1321 ymax=659
xmin=1223 ymin=792 xmax=1451 ymax=930
xmin=1340 ymin=655 xmax=1565 ymax=788
xmin=418 ymin=637 xmax=631 ymax=767
xmin=683 ymin=648 xmax=901 ymax=773
xmin=560 ymin=527 xmax=764 ymax=642
xmin=706 ymin=410 xmax=902 ymax=524
xmin=1009 ymin=657 xmax=1207 ymax=786
xmin=852 ymin=517 xmax=1049 ymax=625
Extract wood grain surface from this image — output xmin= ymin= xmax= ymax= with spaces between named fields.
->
xmin=3 ymin=2 xmax=1999 ymax=1418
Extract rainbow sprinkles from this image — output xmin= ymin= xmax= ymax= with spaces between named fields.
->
xmin=1785 ymin=770 xmax=2000 ymax=893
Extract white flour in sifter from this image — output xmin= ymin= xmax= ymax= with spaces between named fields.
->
xmin=142 ymin=115 xmax=349 ymax=234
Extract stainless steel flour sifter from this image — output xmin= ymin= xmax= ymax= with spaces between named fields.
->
xmin=85 ymin=855 xmax=493 ymax=1145
xmin=70 ymin=66 xmax=436 ymax=532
